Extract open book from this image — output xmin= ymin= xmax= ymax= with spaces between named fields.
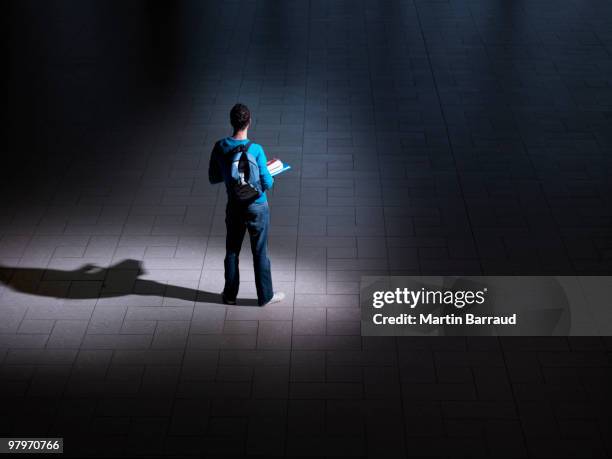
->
xmin=267 ymin=158 xmax=292 ymax=177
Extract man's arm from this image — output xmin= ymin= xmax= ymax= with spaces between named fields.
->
xmin=208 ymin=142 xmax=223 ymax=184
xmin=257 ymin=146 xmax=274 ymax=191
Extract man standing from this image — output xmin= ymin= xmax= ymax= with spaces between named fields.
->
xmin=209 ymin=103 xmax=285 ymax=306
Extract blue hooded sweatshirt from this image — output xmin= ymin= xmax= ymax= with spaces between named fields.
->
xmin=208 ymin=136 xmax=274 ymax=204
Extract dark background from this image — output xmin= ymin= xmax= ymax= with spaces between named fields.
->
xmin=1 ymin=0 xmax=611 ymax=457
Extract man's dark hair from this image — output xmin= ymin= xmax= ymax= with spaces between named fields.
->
xmin=230 ymin=103 xmax=251 ymax=132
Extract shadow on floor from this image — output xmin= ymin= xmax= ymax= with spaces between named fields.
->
xmin=0 ymin=258 xmax=259 ymax=306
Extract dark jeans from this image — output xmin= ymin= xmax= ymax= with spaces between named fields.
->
xmin=223 ymin=200 xmax=273 ymax=305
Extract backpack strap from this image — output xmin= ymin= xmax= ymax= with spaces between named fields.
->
xmin=228 ymin=141 xmax=253 ymax=155
xmin=211 ymin=140 xmax=222 ymax=157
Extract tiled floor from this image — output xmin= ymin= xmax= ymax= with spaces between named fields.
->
xmin=1 ymin=0 xmax=611 ymax=457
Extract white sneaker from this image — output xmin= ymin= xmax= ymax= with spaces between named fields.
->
xmin=262 ymin=291 xmax=285 ymax=306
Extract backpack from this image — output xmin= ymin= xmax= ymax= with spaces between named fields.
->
xmin=224 ymin=141 xmax=262 ymax=203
